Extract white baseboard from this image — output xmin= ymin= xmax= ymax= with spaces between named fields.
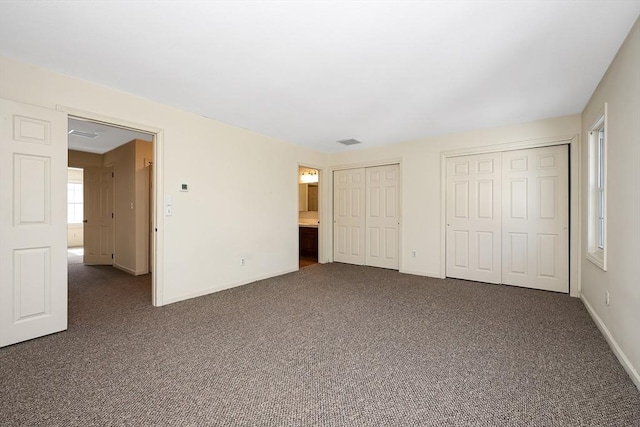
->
xmin=113 ymin=263 xmax=148 ymax=276
xmin=113 ymin=263 xmax=136 ymax=275
xmin=581 ymin=294 xmax=640 ymax=390
xmin=162 ymin=267 xmax=299 ymax=305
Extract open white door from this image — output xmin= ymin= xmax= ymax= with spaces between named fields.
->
xmin=83 ymin=165 xmax=114 ymax=265
xmin=365 ymin=164 xmax=399 ymax=269
xmin=333 ymin=168 xmax=366 ymax=265
xmin=0 ymin=99 xmax=68 ymax=347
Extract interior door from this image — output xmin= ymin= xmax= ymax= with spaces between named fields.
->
xmin=502 ymin=145 xmax=568 ymax=292
xmin=0 ymin=98 xmax=68 ymax=347
xmin=333 ymin=168 xmax=365 ymax=265
xmin=148 ymin=163 xmax=153 ymax=273
xmin=446 ymin=153 xmax=502 ymax=284
xmin=365 ymin=164 xmax=399 ymax=269
xmin=83 ymin=165 xmax=114 ymax=265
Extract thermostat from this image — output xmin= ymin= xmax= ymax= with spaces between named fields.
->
xmin=180 ymin=183 xmax=189 ymax=192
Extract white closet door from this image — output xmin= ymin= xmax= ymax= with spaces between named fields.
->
xmin=0 ymin=99 xmax=68 ymax=347
xmin=334 ymin=168 xmax=366 ymax=265
xmin=446 ymin=153 xmax=502 ymax=283
xmin=502 ymin=146 xmax=568 ymax=292
xmin=365 ymin=164 xmax=399 ymax=269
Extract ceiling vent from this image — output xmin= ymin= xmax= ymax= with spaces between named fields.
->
xmin=68 ymin=129 xmax=99 ymax=139
xmin=337 ymin=138 xmax=362 ymax=146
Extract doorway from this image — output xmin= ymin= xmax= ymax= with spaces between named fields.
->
xmin=67 ymin=116 xmax=156 ymax=301
xmin=298 ymin=166 xmax=320 ymax=268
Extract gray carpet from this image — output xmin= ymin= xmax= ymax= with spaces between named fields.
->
xmin=1 ymin=262 xmax=638 ymax=426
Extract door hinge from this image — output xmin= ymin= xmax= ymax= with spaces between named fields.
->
xmin=112 ymin=172 xmax=114 ymax=178
xmin=111 ymin=254 xmax=114 ymax=259
xmin=111 ymin=213 xmax=114 ymax=218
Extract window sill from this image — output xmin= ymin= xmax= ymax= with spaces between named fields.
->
xmin=587 ymin=250 xmax=607 ymax=271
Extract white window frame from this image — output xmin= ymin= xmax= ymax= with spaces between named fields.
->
xmin=67 ymin=181 xmax=84 ymax=225
xmin=587 ymin=104 xmax=607 ymax=271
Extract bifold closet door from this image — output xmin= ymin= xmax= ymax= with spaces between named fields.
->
xmin=365 ymin=164 xmax=399 ymax=269
xmin=333 ymin=168 xmax=366 ymax=265
xmin=446 ymin=153 xmax=502 ymax=284
xmin=502 ymin=146 xmax=568 ymax=293
xmin=446 ymin=145 xmax=569 ymax=293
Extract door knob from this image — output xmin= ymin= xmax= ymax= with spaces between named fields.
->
xmin=83 ymin=220 xmax=88 ymax=223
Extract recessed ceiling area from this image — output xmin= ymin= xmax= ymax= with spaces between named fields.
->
xmin=68 ymin=118 xmax=152 ymax=154
xmin=1 ymin=1 xmax=639 ymax=153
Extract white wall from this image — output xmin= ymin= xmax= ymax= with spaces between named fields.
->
xmin=0 ymin=56 xmax=328 ymax=304
xmin=327 ymin=115 xmax=581 ymax=279
xmin=580 ymin=20 xmax=640 ymax=387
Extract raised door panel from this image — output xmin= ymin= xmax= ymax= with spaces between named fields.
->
xmin=446 ymin=153 xmax=501 ymax=284
xmin=365 ymin=164 xmax=399 ymax=269
xmin=333 ymin=169 xmax=365 ymax=265
xmin=502 ymin=145 xmax=568 ymax=292
xmin=83 ymin=166 xmax=113 ymax=265
xmin=0 ymin=98 xmax=67 ymax=347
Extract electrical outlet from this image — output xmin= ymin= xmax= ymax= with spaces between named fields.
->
xmin=240 ymin=257 xmax=245 ymax=266
xmin=412 ymin=250 xmax=417 ymax=258
xmin=606 ymin=291 xmax=610 ymax=306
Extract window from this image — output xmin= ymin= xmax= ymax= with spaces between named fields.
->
xmin=587 ymin=105 xmax=607 ymax=270
xmin=67 ymin=182 xmax=83 ymax=224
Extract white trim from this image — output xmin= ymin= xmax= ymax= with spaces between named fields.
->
xmin=586 ymin=104 xmax=608 ymax=271
xmin=440 ymin=134 xmax=580 ymax=297
xmin=581 ymin=294 xmax=640 ymax=390
xmin=113 ymin=263 xmax=143 ymax=276
xmin=162 ymin=268 xmax=298 ymax=305
xmin=331 ymin=157 xmax=403 ymax=172
xmin=441 ymin=134 xmax=576 ymax=158
xmin=55 ymin=105 xmax=165 ymax=306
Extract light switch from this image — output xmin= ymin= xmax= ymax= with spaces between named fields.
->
xmin=165 ymin=205 xmax=173 ymax=216
xmin=165 ymin=195 xmax=173 ymax=205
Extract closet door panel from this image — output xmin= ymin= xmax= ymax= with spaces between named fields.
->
xmin=446 ymin=153 xmax=502 ymax=283
xmin=365 ymin=164 xmax=399 ymax=269
xmin=502 ymin=146 xmax=568 ymax=293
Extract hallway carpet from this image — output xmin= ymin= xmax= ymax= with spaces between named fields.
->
xmin=1 ymin=262 xmax=638 ymax=426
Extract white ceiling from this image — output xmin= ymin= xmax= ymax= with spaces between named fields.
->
xmin=1 ymin=1 xmax=638 ymax=153
xmin=68 ymin=118 xmax=152 ymax=154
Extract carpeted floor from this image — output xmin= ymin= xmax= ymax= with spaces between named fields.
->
xmin=1 ymin=262 xmax=638 ymax=426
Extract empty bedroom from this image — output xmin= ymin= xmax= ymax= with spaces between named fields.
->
xmin=0 ymin=1 xmax=638 ymax=426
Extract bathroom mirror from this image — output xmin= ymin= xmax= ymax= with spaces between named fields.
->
xmin=299 ymin=183 xmax=318 ymax=212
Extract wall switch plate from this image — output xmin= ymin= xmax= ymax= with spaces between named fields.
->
xmin=165 ymin=205 xmax=173 ymax=216
xmin=412 ymin=250 xmax=417 ymax=258
xmin=240 ymin=257 xmax=245 ymax=266
xmin=606 ymin=291 xmax=610 ymax=306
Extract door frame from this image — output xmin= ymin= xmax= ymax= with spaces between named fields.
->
xmin=297 ymin=163 xmax=323 ymax=264
xmin=440 ymin=134 xmax=580 ymax=297
xmin=58 ymin=105 xmax=165 ymax=306
xmin=330 ymin=158 xmax=403 ymax=267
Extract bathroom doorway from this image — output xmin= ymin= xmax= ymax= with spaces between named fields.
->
xmin=298 ymin=166 xmax=320 ymax=268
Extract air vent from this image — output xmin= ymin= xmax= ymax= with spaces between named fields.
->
xmin=337 ymin=138 xmax=362 ymax=146
xmin=68 ymin=129 xmax=99 ymax=139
